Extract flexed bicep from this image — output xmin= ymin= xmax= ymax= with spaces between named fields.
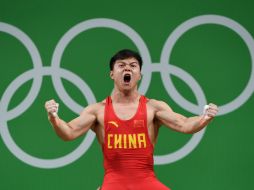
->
xmin=67 ymin=105 xmax=98 ymax=138
xmin=153 ymin=100 xmax=219 ymax=134
xmin=152 ymin=100 xmax=187 ymax=133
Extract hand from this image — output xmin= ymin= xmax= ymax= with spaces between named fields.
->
xmin=203 ymin=103 xmax=218 ymax=120
xmin=45 ymin=99 xmax=59 ymax=117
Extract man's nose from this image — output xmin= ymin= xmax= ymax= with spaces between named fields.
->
xmin=124 ymin=64 xmax=131 ymax=71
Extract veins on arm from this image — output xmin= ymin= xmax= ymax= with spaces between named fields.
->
xmin=152 ymin=100 xmax=206 ymax=134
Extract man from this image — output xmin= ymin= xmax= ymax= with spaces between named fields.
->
xmin=45 ymin=49 xmax=218 ymax=190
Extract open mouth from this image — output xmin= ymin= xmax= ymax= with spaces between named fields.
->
xmin=123 ymin=74 xmax=131 ymax=83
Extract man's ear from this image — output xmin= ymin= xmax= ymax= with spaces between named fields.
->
xmin=139 ymin=73 xmax=142 ymax=80
xmin=110 ymin=71 xmax=114 ymax=79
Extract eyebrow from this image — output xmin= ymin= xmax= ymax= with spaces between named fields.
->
xmin=116 ymin=61 xmax=138 ymax=64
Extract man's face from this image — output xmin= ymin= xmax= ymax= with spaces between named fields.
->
xmin=110 ymin=57 xmax=141 ymax=90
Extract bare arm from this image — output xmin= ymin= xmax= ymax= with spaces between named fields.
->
xmin=45 ymin=100 xmax=97 ymax=141
xmin=152 ymin=100 xmax=218 ymax=134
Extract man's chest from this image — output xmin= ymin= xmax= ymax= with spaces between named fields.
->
xmin=95 ymin=103 xmax=157 ymax=145
xmin=112 ymin=104 xmax=139 ymax=120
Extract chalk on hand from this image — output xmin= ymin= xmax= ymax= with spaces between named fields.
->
xmin=51 ymin=103 xmax=59 ymax=117
xmin=52 ymin=112 xmax=58 ymax=117
xmin=204 ymin=105 xmax=209 ymax=111
xmin=203 ymin=105 xmax=210 ymax=119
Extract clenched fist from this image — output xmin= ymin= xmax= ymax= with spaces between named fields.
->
xmin=203 ymin=103 xmax=219 ymax=120
xmin=45 ymin=99 xmax=59 ymax=117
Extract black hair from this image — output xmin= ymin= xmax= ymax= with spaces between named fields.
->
xmin=109 ymin=49 xmax=143 ymax=71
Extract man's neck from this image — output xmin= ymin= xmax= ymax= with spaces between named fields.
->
xmin=111 ymin=89 xmax=140 ymax=104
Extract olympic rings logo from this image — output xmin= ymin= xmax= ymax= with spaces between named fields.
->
xmin=0 ymin=15 xmax=254 ymax=169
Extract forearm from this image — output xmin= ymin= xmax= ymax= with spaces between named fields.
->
xmin=48 ymin=115 xmax=74 ymax=141
xmin=183 ymin=115 xmax=211 ymax=134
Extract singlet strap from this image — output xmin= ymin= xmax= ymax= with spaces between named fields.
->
xmin=104 ymin=96 xmax=111 ymax=129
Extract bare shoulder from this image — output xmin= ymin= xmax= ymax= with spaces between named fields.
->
xmin=81 ymin=99 xmax=106 ymax=115
xmin=147 ymin=98 xmax=171 ymax=111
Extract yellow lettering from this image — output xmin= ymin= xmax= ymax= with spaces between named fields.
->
xmin=128 ymin=134 xmax=137 ymax=148
xmin=114 ymin=134 xmax=122 ymax=148
xmin=138 ymin=133 xmax=146 ymax=148
xmin=123 ymin=134 xmax=127 ymax=149
xmin=108 ymin=134 xmax=113 ymax=149
xmin=107 ymin=133 xmax=147 ymax=149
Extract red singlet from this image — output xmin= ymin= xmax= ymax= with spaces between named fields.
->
xmin=101 ymin=96 xmax=170 ymax=190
